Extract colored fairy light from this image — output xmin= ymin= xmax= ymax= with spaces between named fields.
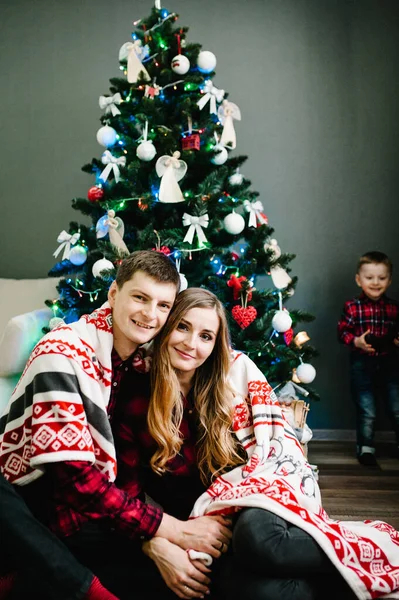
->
xmin=131 ymin=33 xmax=138 ymax=40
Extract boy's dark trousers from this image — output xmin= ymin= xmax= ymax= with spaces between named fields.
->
xmin=350 ymin=351 xmax=399 ymax=453
xmin=0 ymin=473 xmax=92 ymax=600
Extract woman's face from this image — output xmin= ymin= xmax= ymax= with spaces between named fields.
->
xmin=167 ymin=306 xmax=220 ymax=377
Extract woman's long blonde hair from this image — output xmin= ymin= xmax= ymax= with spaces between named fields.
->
xmin=148 ymin=287 xmax=245 ymax=483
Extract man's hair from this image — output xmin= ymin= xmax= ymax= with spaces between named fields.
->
xmin=357 ymin=251 xmax=393 ymax=276
xmin=115 ymin=250 xmax=180 ymax=290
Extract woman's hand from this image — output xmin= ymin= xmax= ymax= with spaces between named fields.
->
xmin=156 ymin=513 xmax=232 ymax=558
xmin=143 ymin=537 xmax=212 ymax=599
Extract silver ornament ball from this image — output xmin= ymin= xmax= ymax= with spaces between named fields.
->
xmin=171 ymin=54 xmax=190 ymax=75
xmin=136 ymin=140 xmax=157 ymax=161
xmin=92 ymin=258 xmax=115 ymax=279
xmin=223 ymin=211 xmax=245 ymax=235
xmin=197 ymin=50 xmax=217 ymax=73
xmin=296 ymin=363 xmax=316 ymax=384
xmin=69 ymin=245 xmax=88 ymax=266
xmin=96 ymin=125 xmax=117 ymax=148
xmin=271 ymin=310 xmax=292 ymax=333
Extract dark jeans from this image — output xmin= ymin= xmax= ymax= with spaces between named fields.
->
xmin=350 ymin=352 xmax=399 ymax=453
xmin=0 ymin=474 xmax=92 ymax=600
xmin=216 ymin=508 xmax=357 ymax=600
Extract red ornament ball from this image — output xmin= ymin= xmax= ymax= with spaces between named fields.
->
xmin=231 ymin=251 xmax=239 ymax=262
xmin=87 ymin=186 xmax=104 ymax=202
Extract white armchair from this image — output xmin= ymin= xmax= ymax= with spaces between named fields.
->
xmin=0 ymin=278 xmax=60 ymax=413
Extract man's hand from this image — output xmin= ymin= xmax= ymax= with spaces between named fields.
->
xmin=354 ymin=330 xmax=376 ymax=354
xmin=156 ymin=513 xmax=232 ymax=559
xmin=142 ymin=537 xmax=211 ymax=599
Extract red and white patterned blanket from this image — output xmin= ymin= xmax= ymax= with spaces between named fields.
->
xmin=191 ymin=352 xmax=399 ymax=600
xmin=0 ymin=303 xmax=117 ymax=485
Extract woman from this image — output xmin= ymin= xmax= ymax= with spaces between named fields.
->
xmin=115 ymin=288 xmax=355 ymax=600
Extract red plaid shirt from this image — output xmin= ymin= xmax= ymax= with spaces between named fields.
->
xmin=48 ymin=349 xmax=204 ymax=539
xmin=337 ymin=293 xmax=399 ymax=355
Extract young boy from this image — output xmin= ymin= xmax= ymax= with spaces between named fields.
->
xmin=337 ymin=251 xmax=399 ymax=466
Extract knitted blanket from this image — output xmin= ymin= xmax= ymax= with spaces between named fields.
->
xmin=191 ymin=352 xmax=399 ymax=600
xmin=0 ymin=303 xmax=117 ymax=485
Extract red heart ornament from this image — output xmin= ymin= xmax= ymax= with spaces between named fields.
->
xmin=232 ymin=305 xmax=257 ymax=329
xmin=284 ymin=328 xmax=294 ymax=345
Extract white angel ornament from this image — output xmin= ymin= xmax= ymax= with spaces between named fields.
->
xmin=156 ymin=151 xmax=187 ymax=203
xmin=119 ymin=40 xmax=150 ymax=84
xmin=264 ymin=238 xmax=293 ymax=292
xmin=217 ymin=99 xmax=241 ymax=149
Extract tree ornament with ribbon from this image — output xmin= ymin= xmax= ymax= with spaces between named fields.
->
xmin=152 ymin=230 xmax=170 ymax=255
xmin=182 ymin=213 xmax=209 ymax=246
xmin=99 ymin=93 xmax=122 ymax=117
xmin=218 ymin=99 xmax=241 ymax=149
xmin=244 ymin=200 xmax=268 ymax=228
xmin=231 ymin=281 xmax=257 ymax=329
xmin=182 ymin=116 xmax=200 ymax=151
xmin=96 ymin=210 xmax=129 ymax=254
xmin=136 ymin=121 xmax=157 ymax=161
xmin=144 ymin=82 xmax=161 ymax=99
xmin=156 ymin=151 xmax=187 ymax=203
xmin=175 ymin=256 xmax=188 ymax=291
xmin=264 ymin=238 xmax=293 ymax=291
xmin=118 ymin=40 xmax=150 ymax=83
xmin=99 ymin=151 xmax=126 ymax=183
xmin=271 ymin=292 xmax=292 ymax=333
xmin=53 ymin=230 xmax=80 ymax=261
xmin=227 ymin=275 xmax=253 ymax=301
xmin=197 ymin=80 xmax=225 ymax=114
xmin=171 ymin=32 xmax=190 ymax=75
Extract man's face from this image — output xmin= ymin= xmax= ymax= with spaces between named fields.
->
xmin=108 ymin=270 xmax=177 ymax=360
xmin=355 ymin=263 xmax=391 ymax=301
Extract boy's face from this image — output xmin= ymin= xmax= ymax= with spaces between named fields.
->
xmin=108 ymin=270 xmax=177 ymax=360
xmin=355 ymin=262 xmax=391 ymax=301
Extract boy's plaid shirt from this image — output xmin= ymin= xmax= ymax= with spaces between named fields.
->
xmin=337 ymin=293 xmax=399 ymax=354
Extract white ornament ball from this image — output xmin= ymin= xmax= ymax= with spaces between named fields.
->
xmin=223 ymin=211 xmax=245 ymax=235
xmin=92 ymin=258 xmax=115 ymax=279
xmin=171 ymin=54 xmax=190 ymax=75
xmin=136 ymin=140 xmax=157 ymax=161
xmin=197 ymin=50 xmax=217 ymax=73
xmin=96 ymin=125 xmax=117 ymax=148
xmin=179 ymin=273 xmax=188 ymax=291
xmin=271 ymin=310 xmax=292 ymax=333
xmin=49 ymin=317 xmax=65 ymax=330
xmin=296 ymin=362 xmax=316 ymax=384
xmin=69 ymin=245 xmax=88 ymax=266
xmin=229 ymin=172 xmax=244 ymax=186
xmin=211 ymin=144 xmax=228 ymax=165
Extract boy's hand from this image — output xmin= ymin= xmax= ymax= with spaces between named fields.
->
xmin=354 ymin=330 xmax=376 ymax=353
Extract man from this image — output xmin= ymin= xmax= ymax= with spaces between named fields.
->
xmin=0 ymin=251 xmax=230 ymax=599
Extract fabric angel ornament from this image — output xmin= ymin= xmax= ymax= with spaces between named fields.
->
xmin=156 ymin=151 xmax=187 ymax=203
xmin=264 ymin=238 xmax=293 ymax=291
xmin=217 ymin=99 xmax=241 ymax=149
xmin=119 ymin=41 xmax=150 ymax=84
xmin=96 ymin=210 xmax=129 ymax=255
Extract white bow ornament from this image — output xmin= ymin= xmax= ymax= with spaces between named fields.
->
xmin=99 ymin=151 xmax=126 ymax=183
xmin=264 ymin=238 xmax=293 ymax=291
xmin=218 ymin=100 xmax=241 ymax=149
xmin=119 ymin=41 xmax=150 ymax=83
xmin=182 ymin=213 xmax=209 ymax=245
xmin=53 ymin=231 xmax=80 ymax=261
xmin=99 ymin=93 xmax=122 ymax=116
xmin=197 ymin=80 xmax=225 ymax=115
xmin=244 ymin=200 xmax=268 ymax=228
xmin=156 ymin=152 xmax=187 ymax=203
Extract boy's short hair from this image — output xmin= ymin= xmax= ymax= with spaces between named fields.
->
xmin=116 ymin=250 xmax=180 ymax=290
xmin=357 ymin=251 xmax=393 ymax=276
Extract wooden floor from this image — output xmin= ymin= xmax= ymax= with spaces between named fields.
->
xmin=308 ymin=440 xmax=399 ymax=529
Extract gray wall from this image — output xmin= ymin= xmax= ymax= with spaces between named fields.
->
xmin=1 ymin=0 xmax=398 ymax=429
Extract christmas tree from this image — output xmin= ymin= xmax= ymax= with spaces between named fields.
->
xmin=48 ymin=2 xmax=318 ymax=398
